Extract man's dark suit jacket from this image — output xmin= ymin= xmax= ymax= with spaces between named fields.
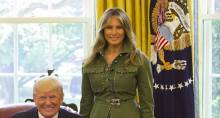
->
xmin=10 ymin=107 xmax=82 ymax=118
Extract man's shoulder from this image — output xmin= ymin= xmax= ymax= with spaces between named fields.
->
xmin=10 ymin=107 xmax=37 ymax=118
xmin=59 ymin=108 xmax=83 ymax=118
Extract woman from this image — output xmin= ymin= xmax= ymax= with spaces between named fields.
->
xmin=80 ymin=8 xmax=154 ymax=118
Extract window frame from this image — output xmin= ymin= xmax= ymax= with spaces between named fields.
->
xmin=0 ymin=0 xmax=95 ymax=105
xmin=199 ymin=0 xmax=220 ymax=118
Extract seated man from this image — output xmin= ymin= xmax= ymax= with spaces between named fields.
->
xmin=10 ymin=75 xmax=82 ymax=118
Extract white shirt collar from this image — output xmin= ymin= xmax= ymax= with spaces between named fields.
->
xmin=38 ymin=111 xmax=59 ymax=118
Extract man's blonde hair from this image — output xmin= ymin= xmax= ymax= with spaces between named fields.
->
xmin=33 ymin=75 xmax=64 ymax=99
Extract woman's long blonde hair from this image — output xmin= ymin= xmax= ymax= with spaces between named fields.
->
xmin=84 ymin=8 xmax=141 ymax=67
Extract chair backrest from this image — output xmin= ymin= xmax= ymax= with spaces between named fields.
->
xmin=0 ymin=102 xmax=78 ymax=118
xmin=0 ymin=103 xmax=35 ymax=118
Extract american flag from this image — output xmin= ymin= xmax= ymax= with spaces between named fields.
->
xmin=155 ymin=31 xmax=169 ymax=50
xmin=150 ymin=0 xmax=195 ymax=118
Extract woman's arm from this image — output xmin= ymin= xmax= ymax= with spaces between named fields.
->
xmin=137 ymin=54 xmax=155 ymax=118
xmin=80 ymin=68 xmax=94 ymax=118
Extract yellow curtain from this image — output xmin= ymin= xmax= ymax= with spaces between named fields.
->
xmin=96 ymin=0 xmax=151 ymax=56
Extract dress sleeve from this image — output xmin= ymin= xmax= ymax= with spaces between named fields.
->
xmin=79 ymin=67 xmax=94 ymax=118
xmin=136 ymin=54 xmax=155 ymax=118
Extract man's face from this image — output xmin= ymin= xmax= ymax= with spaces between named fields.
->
xmin=34 ymin=89 xmax=63 ymax=118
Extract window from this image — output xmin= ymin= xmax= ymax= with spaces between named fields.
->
xmin=0 ymin=0 xmax=95 ymax=108
xmin=200 ymin=0 xmax=220 ymax=118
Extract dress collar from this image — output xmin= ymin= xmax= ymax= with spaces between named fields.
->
xmin=99 ymin=41 xmax=131 ymax=56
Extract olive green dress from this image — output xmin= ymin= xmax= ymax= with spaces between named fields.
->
xmin=80 ymin=44 xmax=154 ymax=118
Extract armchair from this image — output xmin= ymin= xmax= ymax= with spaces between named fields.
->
xmin=0 ymin=103 xmax=35 ymax=118
xmin=0 ymin=100 xmax=78 ymax=118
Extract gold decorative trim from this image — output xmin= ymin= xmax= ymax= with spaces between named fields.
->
xmin=164 ymin=33 xmax=191 ymax=51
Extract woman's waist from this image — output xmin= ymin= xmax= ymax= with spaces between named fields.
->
xmin=94 ymin=96 xmax=137 ymax=106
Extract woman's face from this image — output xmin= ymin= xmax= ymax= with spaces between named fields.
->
xmin=104 ymin=16 xmax=125 ymax=47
